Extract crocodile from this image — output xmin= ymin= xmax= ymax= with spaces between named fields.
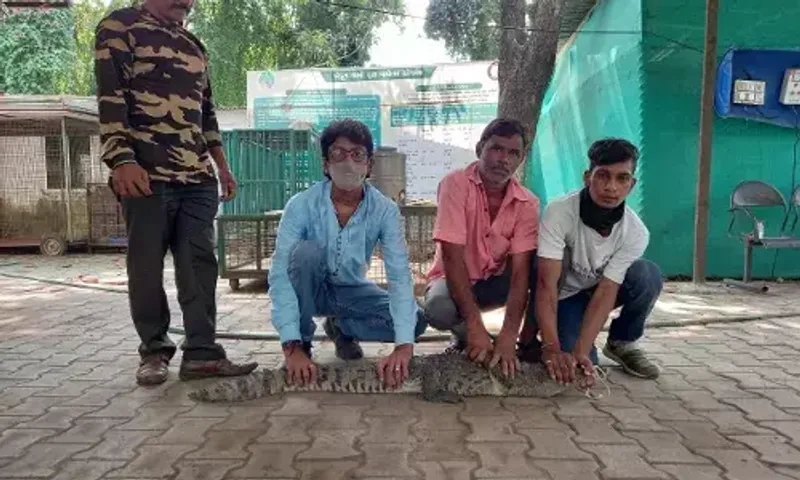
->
xmin=187 ymin=353 xmax=591 ymax=404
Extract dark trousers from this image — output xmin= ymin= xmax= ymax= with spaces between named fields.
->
xmin=288 ymin=240 xmax=428 ymax=343
xmin=421 ymin=253 xmax=662 ymax=364
xmin=527 ymin=258 xmax=663 ymax=364
xmin=120 ymin=181 xmax=226 ymax=362
xmin=422 ymin=253 xmax=537 ymax=342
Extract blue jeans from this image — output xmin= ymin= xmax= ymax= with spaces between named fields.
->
xmin=538 ymin=259 xmax=663 ymax=364
xmin=288 ymin=240 xmax=428 ymax=344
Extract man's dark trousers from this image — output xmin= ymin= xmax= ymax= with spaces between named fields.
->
xmin=120 ymin=180 xmax=227 ymax=362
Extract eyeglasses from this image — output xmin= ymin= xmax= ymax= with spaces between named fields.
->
xmin=328 ymin=146 xmax=369 ymax=164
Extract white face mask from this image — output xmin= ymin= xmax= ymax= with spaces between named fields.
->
xmin=328 ymin=160 xmax=368 ymax=191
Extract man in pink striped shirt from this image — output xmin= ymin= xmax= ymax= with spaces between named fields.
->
xmin=422 ymin=118 xmax=541 ymax=379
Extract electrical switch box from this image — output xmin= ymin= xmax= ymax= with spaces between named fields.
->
xmin=779 ymin=68 xmax=800 ymax=105
xmin=733 ymin=79 xmax=766 ymax=106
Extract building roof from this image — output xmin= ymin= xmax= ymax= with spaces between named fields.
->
xmin=0 ymin=95 xmax=98 ymax=123
xmin=559 ymin=0 xmax=598 ymax=43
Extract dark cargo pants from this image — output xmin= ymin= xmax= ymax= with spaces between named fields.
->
xmin=120 ymin=181 xmax=226 ymax=362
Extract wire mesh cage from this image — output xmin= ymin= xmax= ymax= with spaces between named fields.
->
xmin=87 ymin=182 xmax=127 ymax=249
xmin=0 ymin=98 xmax=108 ymax=255
xmin=217 ymin=205 xmax=438 ymax=296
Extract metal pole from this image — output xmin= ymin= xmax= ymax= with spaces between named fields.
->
xmin=692 ymin=0 xmax=720 ymax=283
xmin=60 ymin=117 xmax=73 ymax=243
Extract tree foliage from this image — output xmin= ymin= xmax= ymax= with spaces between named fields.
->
xmin=0 ymin=0 xmax=402 ymax=105
xmin=188 ymin=0 xmax=404 ymax=107
xmin=0 ymin=8 xmax=76 ymax=94
xmin=424 ymin=0 xmax=500 ymax=61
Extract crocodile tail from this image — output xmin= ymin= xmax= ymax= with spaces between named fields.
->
xmin=187 ymin=370 xmax=280 ymax=403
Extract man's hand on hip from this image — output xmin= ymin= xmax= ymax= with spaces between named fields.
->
xmin=219 ymin=167 xmax=238 ymax=202
xmin=112 ymin=163 xmax=152 ymax=198
xmin=377 ymin=343 xmax=413 ymax=389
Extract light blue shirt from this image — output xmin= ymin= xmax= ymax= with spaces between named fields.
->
xmin=268 ymin=179 xmax=419 ymax=345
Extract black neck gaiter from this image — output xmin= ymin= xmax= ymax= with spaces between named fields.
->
xmin=579 ymin=187 xmax=624 ymax=236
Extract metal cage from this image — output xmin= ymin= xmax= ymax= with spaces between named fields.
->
xmin=0 ymin=97 xmax=109 ymax=255
xmin=217 ymin=204 xmax=438 ymax=296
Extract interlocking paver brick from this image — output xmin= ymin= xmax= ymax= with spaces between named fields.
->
xmin=0 ymin=388 xmax=49 ymax=409
xmin=295 ymin=460 xmax=360 ymax=480
xmin=364 ymin=395 xmax=414 ymax=416
xmin=671 ymin=389 xmax=735 ymax=410
xmin=467 ymin=443 xmax=547 ymax=479
xmin=730 ymin=434 xmax=800 ymax=466
xmin=501 ymin=400 xmax=563 ymax=429
xmin=775 ymin=467 xmax=800 ymax=480
xmin=0 ymin=443 xmax=89 ymax=477
xmin=362 ymin=415 xmax=415 ymax=443
xmin=16 ymin=406 xmax=95 ymax=429
xmin=36 ymin=380 xmax=100 ymax=397
xmin=461 ymin=415 xmax=526 ymax=442
xmin=697 ymin=410 xmax=772 ymax=435
xmin=556 ymin=398 xmax=610 ymax=418
xmin=717 ymin=372 xmax=785 ymax=390
xmin=297 ymin=429 xmax=363 ymax=460
xmin=722 ymin=398 xmax=797 ymax=421
xmin=49 ymin=418 xmax=127 ymax=445
xmin=669 ymin=366 xmax=724 ymax=382
xmin=84 ymin=394 xmax=152 ymax=418
xmin=271 ymin=397 xmax=322 ymax=416
xmin=0 ymin=429 xmax=58 ymax=458
xmin=656 ymin=373 xmax=702 ymax=391
xmin=410 ymin=428 xmax=475 ymax=463
xmin=311 ymin=405 xmax=368 ymax=430
xmin=74 ymin=430 xmax=159 ymax=460
xmin=598 ymin=406 xmax=672 ymax=432
xmin=0 ymin=417 xmax=29 ymax=431
xmin=581 ymin=444 xmax=667 ymax=479
xmin=174 ymin=403 xmax=232 ymax=419
xmin=115 ymin=406 xmax=190 ymax=430
xmin=105 ymin=444 xmax=197 ymax=478
xmin=63 ymin=388 xmax=127 ymax=407
xmin=49 ymin=460 xmax=127 ymax=480
xmin=3 ymin=396 xmax=72 ymax=417
xmin=228 ymin=443 xmax=305 ymax=477
xmin=518 ymin=429 xmax=593 ymax=460
xmin=564 ymin=416 xmax=637 ymax=444
xmin=462 ymin=397 xmax=514 ymax=416
xmin=751 ymin=389 xmax=800 ymax=408
xmin=665 ymin=421 xmax=743 ymax=449
xmin=148 ymin=417 xmax=223 ymax=444
xmin=354 ymin=443 xmax=418 ymax=478
xmin=210 ymin=406 xmax=276 ymax=431
xmin=533 ymin=460 xmax=599 ymax=480
xmin=413 ymin=460 xmax=478 ymax=480
xmin=185 ymin=430 xmax=260 ymax=459
xmin=761 ymin=421 xmax=800 ymax=447
xmin=413 ymin=404 xmax=464 ymax=431
xmin=696 ymin=448 xmax=796 ymax=480
xmin=638 ymin=399 xmax=704 ymax=421
xmin=173 ymin=459 xmax=243 ymax=480
xmin=624 ymin=431 xmax=711 ymax=464
xmin=19 ymin=372 xmax=76 ymax=389
xmin=655 ymin=464 xmax=725 ymax=480
xmin=256 ymin=416 xmax=315 ymax=443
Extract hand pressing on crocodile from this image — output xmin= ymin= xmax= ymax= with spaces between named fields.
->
xmin=542 ymin=345 xmax=577 ymax=385
xmin=377 ymin=344 xmax=413 ymax=388
xmin=488 ymin=329 xmax=521 ymax=378
xmin=465 ymin=312 xmax=494 ymax=364
xmin=282 ymin=340 xmax=317 ymax=386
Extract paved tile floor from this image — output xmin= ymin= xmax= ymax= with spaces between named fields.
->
xmin=2 ymin=258 xmax=800 ymax=479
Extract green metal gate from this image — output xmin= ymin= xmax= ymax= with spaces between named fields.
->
xmin=221 ymin=128 xmax=324 ymax=215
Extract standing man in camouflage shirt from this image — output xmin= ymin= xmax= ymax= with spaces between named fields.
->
xmin=94 ymin=0 xmax=257 ymax=385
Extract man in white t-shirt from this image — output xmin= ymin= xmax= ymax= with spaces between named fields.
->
xmin=520 ymin=138 xmax=663 ymax=386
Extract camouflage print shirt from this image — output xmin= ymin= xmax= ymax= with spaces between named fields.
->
xmin=94 ymin=6 xmax=221 ymax=184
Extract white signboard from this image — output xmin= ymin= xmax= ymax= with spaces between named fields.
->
xmin=246 ymin=62 xmax=499 ymax=201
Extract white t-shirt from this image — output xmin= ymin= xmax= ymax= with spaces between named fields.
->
xmin=537 ymin=191 xmax=649 ymax=300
